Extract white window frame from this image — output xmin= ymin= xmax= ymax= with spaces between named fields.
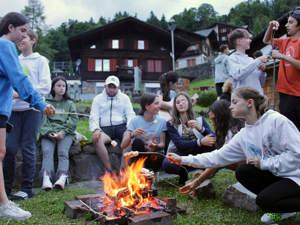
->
xmin=137 ymin=40 xmax=145 ymax=50
xmin=112 ymin=39 xmax=119 ymax=49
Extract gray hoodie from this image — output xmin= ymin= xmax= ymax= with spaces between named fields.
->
xmin=181 ymin=110 xmax=300 ymax=185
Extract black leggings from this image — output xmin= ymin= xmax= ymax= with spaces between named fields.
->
xmin=236 ymin=164 xmax=300 ymax=212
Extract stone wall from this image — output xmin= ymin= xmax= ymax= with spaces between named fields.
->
xmin=14 ymin=143 xmax=122 ymax=188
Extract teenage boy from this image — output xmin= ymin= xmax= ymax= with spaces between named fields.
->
xmin=228 ymin=28 xmax=268 ymax=94
xmin=263 ymin=7 xmax=300 ymax=131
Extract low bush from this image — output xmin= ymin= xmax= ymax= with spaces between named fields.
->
xmin=197 ymin=89 xmax=217 ymax=107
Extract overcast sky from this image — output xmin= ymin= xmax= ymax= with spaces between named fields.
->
xmin=1 ymin=0 xmax=245 ymax=28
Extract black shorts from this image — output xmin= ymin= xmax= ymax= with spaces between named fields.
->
xmin=0 ymin=115 xmax=8 ymax=128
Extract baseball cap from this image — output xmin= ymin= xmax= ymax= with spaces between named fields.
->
xmin=105 ymin=75 xmax=120 ymax=87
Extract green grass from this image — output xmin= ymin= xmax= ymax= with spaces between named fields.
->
xmin=2 ymin=170 xmax=299 ymax=224
xmin=189 ymin=79 xmax=215 ymax=90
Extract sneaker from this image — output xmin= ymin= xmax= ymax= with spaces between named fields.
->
xmin=54 ymin=174 xmax=68 ymax=190
xmin=42 ymin=172 xmax=53 ymax=191
xmin=10 ymin=191 xmax=29 ymax=201
xmin=261 ymin=212 xmax=296 ymax=224
xmin=0 ymin=200 xmax=31 ymax=220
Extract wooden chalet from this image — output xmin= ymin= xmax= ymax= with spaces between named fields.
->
xmin=195 ymin=22 xmax=247 ymax=50
xmin=68 ymin=17 xmax=194 ymax=89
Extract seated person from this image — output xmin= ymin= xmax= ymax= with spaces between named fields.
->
xmin=89 ymin=76 xmax=135 ymax=173
xmin=162 ymin=92 xmax=216 ymax=185
xmin=179 ymin=100 xmax=244 ymax=195
xmin=121 ymin=93 xmax=167 ymax=172
xmin=39 ymin=76 xmax=78 ymax=190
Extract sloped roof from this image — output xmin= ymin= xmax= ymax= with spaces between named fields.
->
xmin=195 ymin=28 xmax=215 ymax=37
xmin=68 ymin=16 xmax=194 ymax=53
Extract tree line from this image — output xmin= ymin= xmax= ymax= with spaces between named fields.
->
xmin=15 ymin=0 xmax=300 ymax=67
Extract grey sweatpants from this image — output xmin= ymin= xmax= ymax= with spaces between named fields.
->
xmin=41 ymin=136 xmax=73 ymax=177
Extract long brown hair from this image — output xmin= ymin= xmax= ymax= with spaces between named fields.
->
xmin=209 ymin=100 xmax=243 ymax=148
xmin=171 ymin=92 xmax=195 ymax=126
xmin=159 ymin=71 xmax=178 ymax=101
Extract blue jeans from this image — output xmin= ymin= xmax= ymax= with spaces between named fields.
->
xmin=41 ymin=136 xmax=73 ymax=178
xmin=4 ymin=110 xmax=42 ymax=196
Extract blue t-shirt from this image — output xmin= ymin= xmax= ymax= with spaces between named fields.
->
xmin=127 ymin=115 xmax=167 ymax=145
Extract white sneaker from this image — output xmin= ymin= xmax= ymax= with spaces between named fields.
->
xmin=0 ymin=200 xmax=31 ymax=221
xmin=54 ymin=174 xmax=68 ymax=190
xmin=261 ymin=212 xmax=296 ymax=224
xmin=42 ymin=172 xmax=53 ymax=191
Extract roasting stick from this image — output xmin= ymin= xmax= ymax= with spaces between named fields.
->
xmin=79 ymin=200 xmax=105 ymax=218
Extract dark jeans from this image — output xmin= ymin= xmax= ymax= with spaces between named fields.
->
xmin=162 ymin=145 xmax=213 ymax=184
xmin=130 ymin=138 xmax=164 ymax=172
xmin=215 ymin=82 xmax=224 ymax=97
xmin=101 ymin=123 xmax=126 ymax=143
xmin=4 ymin=110 xmax=42 ymax=196
xmin=279 ymin=93 xmax=300 ymax=131
xmin=236 ymin=164 xmax=300 ymax=212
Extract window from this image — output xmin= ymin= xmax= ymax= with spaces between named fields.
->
xmin=87 ymin=58 xmax=117 ymax=72
xmin=187 ymin=58 xmax=196 ymax=67
xmin=112 ymin=40 xmax=119 ymax=49
xmin=127 ymin=59 xmax=133 ymax=67
xmin=221 ymin=36 xmax=227 ymax=41
xmin=138 ymin=40 xmax=145 ymax=49
xmin=95 ymin=59 xmax=102 ymax=71
xmin=125 ymin=59 xmax=138 ymax=68
xmin=220 ymin=28 xmax=227 ymax=33
xmin=146 ymin=59 xmax=162 ymax=72
xmin=103 ymin=59 xmax=110 ymax=71
xmin=90 ymin=45 xmax=96 ymax=49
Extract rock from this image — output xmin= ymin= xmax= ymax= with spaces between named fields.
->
xmin=222 ymin=182 xmax=258 ymax=211
xmin=194 ymin=179 xmax=216 ymax=199
xmin=69 ymin=142 xmax=82 ymax=156
xmin=69 ymin=144 xmax=122 ymax=182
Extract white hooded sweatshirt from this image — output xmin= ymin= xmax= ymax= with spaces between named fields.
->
xmin=13 ymin=52 xmax=51 ymax=110
xmin=181 ymin=110 xmax=300 ymax=185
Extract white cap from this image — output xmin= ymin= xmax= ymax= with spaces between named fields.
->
xmin=105 ymin=75 xmax=120 ymax=87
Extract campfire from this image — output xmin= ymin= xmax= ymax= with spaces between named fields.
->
xmin=65 ymin=158 xmax=185 ymax=225
xmin=99 ymin=157 xmax=165 ymax=218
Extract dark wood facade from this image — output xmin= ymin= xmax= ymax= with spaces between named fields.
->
xmin=68 ymin=17 xmax=193 ymax=82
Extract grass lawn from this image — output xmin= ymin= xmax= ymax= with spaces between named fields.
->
xmin=1 ymin=170 xmax=300 ymax=225
xmin=7 ymin=79 xmax=297 ymax=224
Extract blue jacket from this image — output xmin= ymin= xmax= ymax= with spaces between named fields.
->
xmin=167 ymin=116 xmax=214 ymax=154
xmin=0 ymin=38 xmax=46 ymax=118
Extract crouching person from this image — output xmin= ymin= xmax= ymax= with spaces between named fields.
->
xmin=167 ymin=87 xmax=300 ymax=224
xmin=39 ymin=76 xmax=78 ymax=190
xmin=121 ymin=93 xmax=167 ymax=172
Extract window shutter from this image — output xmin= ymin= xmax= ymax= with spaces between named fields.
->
xmin=144 ymin=40 xmax=149 ymax=50
xmin=108 ymin=39 xmax=112 ymax=48
xmin=133 ymin=40 xmax=137 ymax=49
xmin=87 ymin=58 xmax=95 ymax=71
xmin=110 ymin=59 xmax=117 ymax=71
xmin=155 ymin=60 xmax=162 ymax=72
xmin=119 ymin=39 xmax=124 ymax=49
xmin=147 ymin=60 xmax=154 ymax=72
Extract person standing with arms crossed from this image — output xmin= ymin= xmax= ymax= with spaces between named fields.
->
xmin=263 ymin=7 xmax=300 ymax=130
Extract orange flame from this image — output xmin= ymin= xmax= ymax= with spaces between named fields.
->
xmin=102 ymin=157 xmax=152 ymax=209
